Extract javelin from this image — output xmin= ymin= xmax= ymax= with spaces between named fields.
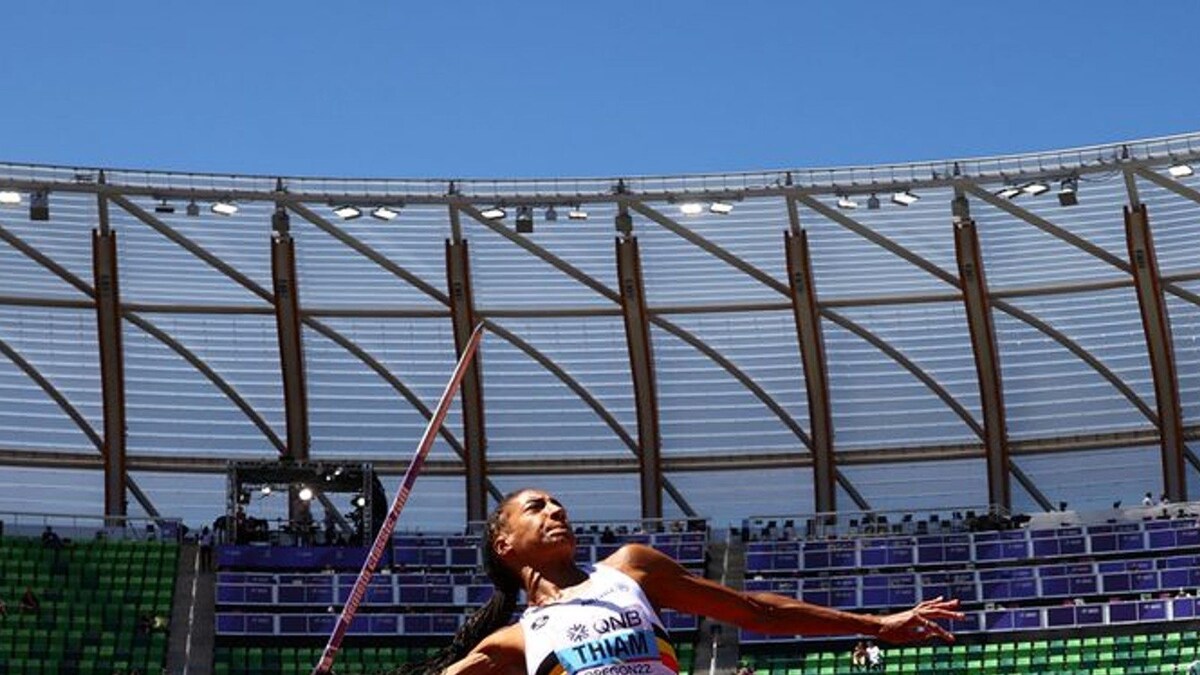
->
xmin=312 ymin=324 xmax=486 ymax=675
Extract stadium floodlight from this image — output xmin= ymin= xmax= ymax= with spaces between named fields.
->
xmin=1058 ymin=178 xmax=1079 ymax=206
xmin=30 ymin=190 xmax=49 ymax=221
xmin=996 ymin=186 xmax=1022 ymax=199
xmin=298 ymin=486 xmax=314 ymax=502
xmin=544 ymin=205 xmax=558 ymax=222
xmin=891 ymin=190 xmax=919 ymax=206
xmin=568 ymin=207 xmax=588 ymax=220
xmin=333 ymin=204 xmax=362 ymax=220
xmin=679 ymin=202 xmax=704 ymax=216
xmin=515 ymin=205 xmax=534 ymax=233
xmin=352 ymin=495 xmax=367 ymax=508
xmin=1022 ymin=181 xmax=1050 ymax=196
xmin=371 ymin=205 xmax=399 ymax=221
xmin=186 ymin=200 xmax=200 ymax=217
xmin=867 ymin=193 xmax=880 ymax=210
xmin=211 ymin=200 xmax=239 ymax=216
xmin=0 ymin=191 xmax=20 ymax=205
xmin=154 ymin=198 xmax=175 ymax=214
xmin=480 ymin=206 xmax=507 ymax=220
xmin=260 ymin=485 xmax=272 ymax=496
xmin=709 ymin=201 xmax=734 ymax=215
xmin=836 ymin=195 xmax=858 ymax=210
xmin=1168 ymin=163 xmax=1195 ymax=178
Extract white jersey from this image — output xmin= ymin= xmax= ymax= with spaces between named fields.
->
xmin=519 ymin=563 xmax=679 ymax=675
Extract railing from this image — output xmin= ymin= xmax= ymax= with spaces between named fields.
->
xmin=0 ymin=508 xmax=184 ymax=542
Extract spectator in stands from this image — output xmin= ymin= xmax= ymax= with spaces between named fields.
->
xmin=18 ymin=586 xmax=39 ymax=614
xmin=866 ymin=641 xmax=884 ymax=671
xmin=199 ymin=526 xmax=214 ymax=572
xmin=735 ymin=663 xmax=754 ymax=675
xmin=600 ymin=525 xmax=616 ymax=544
xmin=41 ymin=525 xmax=61 ymax=549
xmin=391 ymin=489 xmax=961 ymax=675
xmin=1161 ymin=493 xmax=1171 ymax=506
xmin=851 ymin=640 xmax=868 ymax=671
xmin=1144 ymin=492 xmax=1154 ymax=506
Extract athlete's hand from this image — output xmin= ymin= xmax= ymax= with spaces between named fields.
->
xmin=876 ymin=597 xmax=962 ymax=644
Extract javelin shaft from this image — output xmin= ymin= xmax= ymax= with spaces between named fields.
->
xmin=313 ymin=324 xmax=485 ymax=675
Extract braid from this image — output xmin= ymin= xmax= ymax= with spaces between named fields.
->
xmin=391 ymin=491 xmax=526 ymax=675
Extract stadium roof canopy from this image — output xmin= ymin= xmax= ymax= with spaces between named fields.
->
xmin=3 ymin=132 xmax=1200 ymax=531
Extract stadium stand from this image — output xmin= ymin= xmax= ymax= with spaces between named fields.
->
xmin=0 ymin=533 xmax=177 ymax=675
xmin=212 ymin=527 xmax=706 ymax=674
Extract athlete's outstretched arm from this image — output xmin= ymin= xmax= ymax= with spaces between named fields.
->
xmin=609 ymin=544 xmax=963 ymax=643
xmin=442 ymin=624 xmax=525 ymax=675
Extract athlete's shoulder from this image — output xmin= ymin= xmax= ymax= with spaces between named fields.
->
xmin=601 ymin=543 xmax=681 ymax=583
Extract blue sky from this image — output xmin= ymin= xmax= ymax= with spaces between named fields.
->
xmin=1 ymin=2 xmax=1196 ymax=179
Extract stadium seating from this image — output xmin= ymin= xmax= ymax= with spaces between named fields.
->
xmin=0 ymin=535 xmax=178 ymax=675
xmin=213 ymin=529 xmax=706 ymax=673
xmin=742 ymin=515 xmax=1200 ymax=642
xmin=742 ymin=629 xmax=1199 ymax=675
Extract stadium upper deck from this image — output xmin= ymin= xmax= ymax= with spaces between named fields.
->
xmin=2 ymin=132 xmax=1200 ymax=530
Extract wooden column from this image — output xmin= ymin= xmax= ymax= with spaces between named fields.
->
xmin=783 ymin=228 xmax=837 ymax=513
xmin=447 ymin=206 xmax=488 ymax=522
xmin=93 ymin=189 xmax=127 ymax=524
xmin=616 ymin=233 xmax=663 ymax=520
xmin=953 ymin=216 xmax=1011 ymax=510
xmin=1125 ymin=203 xmax=1187 ymax=501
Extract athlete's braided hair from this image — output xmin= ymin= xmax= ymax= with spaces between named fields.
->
xmin=390 ymin=490 xmax=526 ymax=675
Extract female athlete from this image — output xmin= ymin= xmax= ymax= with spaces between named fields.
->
xmin=398 ymin=489 xmax=962 ymax=675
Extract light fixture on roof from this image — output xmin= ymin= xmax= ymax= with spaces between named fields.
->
xmin=867 ymin=193 xmax=880 ymax=210
xmin=186 ymin=200 xmax=200 ymax=217
xmin=0 ymin=190 xmax=20 ymax=205
xmin=544 ymin=205 xmax=558 ymax=222
xmin=260 ymin=485 xmax=272 ymax=496
xmin=1058 ymin=177 xmax=1079 ymax=207
xmin=679 ymin=202 xmax=704 ymax=216
xmin=1168 ymin=162 xmax=1195 ymax=178
xmin=29 ymin=190 xmax=49 ymax=221
xmin=1022 ymin=181 xmax=1050 ymax=196
xmin=480 ymin=206 xmax=506 ymax=220
xmin=371 ymin=205 xmax=399 ymax=221
xmin=567 ymin=206 xmax=588 ymax=220
xmin=211 ymin=200 xmax=239 ymax=216
xmin=333 ymin=204 xmax=362 ymax=220
xmin=891 ymin=190 xmax=919 ymax=206
xmin=352 ymin=495 xmax=367 ymax=508
xmin=996 ymin=186 xmax=1022 ymax=199
xmin=298 ymin=486 xmax=314 ymax=502
xmin=515 ymin=205 xmax=534 ymax=233
xmin=709 ymin=201 xmax=734 ymax=215
xmin=836 ymin=194 xmax=858 ymax=210
xmin=154 ymin=197 xmax=175 ymax=214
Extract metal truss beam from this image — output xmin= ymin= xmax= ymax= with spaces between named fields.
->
xmin=616 ymin=234 xmax=663 ymax=520
xmin=11 ymin=424 xmax=1194 ymax=477
xmin=1125 ymin=203 xmax=1187 ymax=501
xmin=953 ymin=217 xmax=1011 ymax=509
xmin=446 ymin=208 xmax=488 ymax=522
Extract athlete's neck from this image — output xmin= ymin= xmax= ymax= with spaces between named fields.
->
xmin=521 ymin=559 xmax=590 ymax=606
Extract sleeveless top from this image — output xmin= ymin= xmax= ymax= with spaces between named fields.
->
xmin=518 ymin=563 xmax=679 ymax=675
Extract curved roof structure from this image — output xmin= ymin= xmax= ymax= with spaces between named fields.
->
xmin=3 ymin=132 xmax=1200 ymax=530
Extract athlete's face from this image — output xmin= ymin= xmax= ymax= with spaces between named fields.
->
xmin=493 ymin=489 xmax=576 ymax=561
